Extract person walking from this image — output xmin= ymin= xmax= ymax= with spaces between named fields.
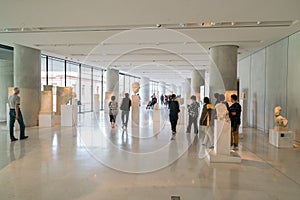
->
xmin=8 ymin=87 xmax=28 ymax=142
xmin=229 ymin=94 xmax=242 ymax=150
xmin=169 ymin=94 xmax=180 ymax=140
xmin=160 ymin=94 xmax=164 ymax=105
xmin=108 ymin=96 xmax=118 ymax=128
xmin=186 ymin=95 xmax=200 ymax=134
xmin=120 ymin=93 xmax=131 ymax=129
xmin=199 ymin=97 xmax=214 ymax=148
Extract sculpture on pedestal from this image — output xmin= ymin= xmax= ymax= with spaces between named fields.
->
xmin=40 ymin=85 xmax=53 ymax=114
xmin=274 ymin=106 xmax=288 ymax=131
xmin=56 ymin=87 xmax=73 ymax=115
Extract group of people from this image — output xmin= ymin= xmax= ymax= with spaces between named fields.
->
xmin=108 ymin=93 xmax=131 ymax=129
xmin=186 ymin=93 xmax=241 ymax=150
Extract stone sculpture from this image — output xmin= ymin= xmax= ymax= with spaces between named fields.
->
xmin=274 ymin=106 xmax=288 ymax=131
xmin=132 ymin=82 xmax=140 ymax=95
xmin=215 ymin=103 xmax=229 ymax=121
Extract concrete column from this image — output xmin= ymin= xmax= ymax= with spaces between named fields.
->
xmin=159 ymin=81 xmax=166 ymax=95
xmin=106 ymin=68 xmax=119 ymax=98
xmin=140 ymin=77 xmax=150 ymax=105
xmin=185 ymin=78 xmax=191 ymax=99
xmin=209 ymin=45 xmax=238 ymax=98
xmin=191 ymin=69 xmax=205 ymax=102
xmin=0 ymin=60 xmax=13 ymax=121
xmin=14 ymin=45 xmax=41 ymax=126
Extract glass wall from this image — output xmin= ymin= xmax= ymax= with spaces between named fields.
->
xmin=41 ymin=55 xmax=47 ymax=90
xmin=41 ymin=55 xmax=105 ymax=113
xmin=81 ymin=66 xmax=92 ymax=112
xmin=41 ymin=54 xmax=143 ymax=113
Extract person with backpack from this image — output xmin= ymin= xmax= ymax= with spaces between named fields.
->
xmin=186 ymin=95 xmax=200 ymax=134
xmin=108 ymin=96 xmax=118 ymax=128
xmin=120 ymin=93 xmax=131 ymax=129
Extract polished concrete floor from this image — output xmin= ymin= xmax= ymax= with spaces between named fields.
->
xmin=0 ymin=107 xmax=300 ymax=200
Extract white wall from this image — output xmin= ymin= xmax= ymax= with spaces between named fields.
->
xmin=238 ymin=30 xmax=300 ymax=141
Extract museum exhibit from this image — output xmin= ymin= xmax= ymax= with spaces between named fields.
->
xmin=1 ymin=1 xmax=300 ymax=200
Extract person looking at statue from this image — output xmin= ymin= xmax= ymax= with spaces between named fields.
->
xmin=8 ymin=87 xmax=28 ymax=142
xmin=169 ymin=94 xmax=180 ymax=140
xmin=200 ymin=97 xmax=214 ymax=149
xmin=229 ymin=94 xmax=242 ymax=150
xmin=186 ymin=95 xmax=200 ymax=134
xmin=108 ymin=96 xmax=118 ymax=128
xmin=120 ymin=93 xmax=131 ymax=130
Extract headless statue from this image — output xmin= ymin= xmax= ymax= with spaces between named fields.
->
xmin=274 ymin=106 xmax=288 ymax=131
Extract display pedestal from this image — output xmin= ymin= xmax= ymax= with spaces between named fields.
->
xmin=131 ymin=95 xmax=140 ymax=126
xmin=207 ymin=120 xmax=241 ymax=163
xmin=61 ymin=105 xmax=77 ymax=127
xmin=39 ymin=113 xmax=54 ymax=127
xmin=93 ymin=94 xmax=100 ymax=113
xmin=269 ymin=129 xmax=295 ymax=148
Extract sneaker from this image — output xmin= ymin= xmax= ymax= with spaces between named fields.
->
xmin=11 ymin=138 xmax=18 ymax=142
xmin=233 ymin=146 xmax=239 ymax=150
xmin=209 ymin=145 xmax=214 ymax=149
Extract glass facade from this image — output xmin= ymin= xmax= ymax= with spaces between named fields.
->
xmin=41 ymin=55 xmax=105 ymax=112
xmin=41 ymin=55 xmax=142 ymax=113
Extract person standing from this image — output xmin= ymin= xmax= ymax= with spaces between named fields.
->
xmin=120 ymin=93 xmax=131 ymax=129
xmin=169 ymin=94 xmax=180 ymax=140
xmin=229 ymin=94 xmax=242 ymax=150
xmin=160 ymin=94 xmax=164 ymax=105
xmin=8 ymin=87 xmax=28 ymax=142
xmin=186 ymin=95 xmax=200 ymax=134
xmin=108 ymin=96 xmax=118 ymax=128
xmin=199 ymin=97 xmax=214 ymax=148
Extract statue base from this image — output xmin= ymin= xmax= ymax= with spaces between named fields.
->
xmin=269 ymin=129 xmax=295 ymax=148
xmin=39 ymin=113 xmax=54 ymax=127
xmin=206 ymin=120 xmax=241 ymax=163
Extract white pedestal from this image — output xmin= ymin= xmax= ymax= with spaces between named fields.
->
xmin=39 ymin=113 xmax=54 ymax=127
xmin=93 ymin=94 xmax=100 ymax=113
xmin=207 ymin=120 xmax=242 ymax=163
xmin=61 ymin=105 xmax=77 ymax=127
xmin=269 ymin=129 xmax=295 ymax=148
xmin=131 ymin=95 xmax=140 ymax=125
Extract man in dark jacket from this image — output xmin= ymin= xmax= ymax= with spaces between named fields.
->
xmin=229 ymin=94 xmax=242 ymax=150
xmin=120 ymin=93 xmax=131 ymax=129
xmin=169 ymin=94 xmax=180 ymax=140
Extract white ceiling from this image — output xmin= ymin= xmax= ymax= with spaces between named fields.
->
xmin=1 ymin=0 xmax=300 ymax=85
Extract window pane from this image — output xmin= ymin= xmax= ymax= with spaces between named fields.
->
xmin=93 ymin=69 xmax=102 ymax=111
xmin=41 ymin=55 xmax=47 ymax=90
xmin=81 ymin=66 xmax=92 ymax=112
xmin=66 ymin=62 xmax=79 ymax=99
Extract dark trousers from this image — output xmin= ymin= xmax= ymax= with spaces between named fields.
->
xmin=169 ymin=114 xmax=178 ymax=133
xmin=9 ymin=109 xmax=25 ymax=140
xmin=186 ymin=116 xmax=198 ymax=133
xmin=109 ymin=115 xmax=116 ymax=123
xmin=121 ymin=111 xmax=129 ymax=126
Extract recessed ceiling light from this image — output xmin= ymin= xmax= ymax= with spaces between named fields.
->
xmin=231 ymin=22 xmax=235 ymax=26
xmin=257 ymin=21 xmax=261 ymax=25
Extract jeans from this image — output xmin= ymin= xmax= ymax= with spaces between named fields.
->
xmin=186 ymin=115 xmax=198 ymax=133
xmin=9 ymin=109 xmax=26 ymax=140
xmin=231 ymin=125 xmax=240 ymax=147
xmin=121 ymin=111 xmax=129 ymax=126
xmin=203 ymin=126 xmax=213 ymax=146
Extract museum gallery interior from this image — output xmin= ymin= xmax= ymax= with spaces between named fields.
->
xmin=1 ymin=1 xmax=300 ymax=200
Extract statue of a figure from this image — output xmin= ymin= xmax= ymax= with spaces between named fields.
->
xmin=274 ymin=106 xmax=288 ymax=131
xmin=215 ymin=103 xmax=229 ymax=121
xmin=132 ymin=82 xmax=140 ymax=95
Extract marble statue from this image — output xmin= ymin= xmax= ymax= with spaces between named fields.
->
xmin=132 ymin=82 xmax=140 ymax=95
xmin=274 ymin=106 xmax=288 ymax=131
xmin=56 ymin=87 xmax=73 ymax=115
xmin=215 ymin=103 xmax=229 ymax=121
